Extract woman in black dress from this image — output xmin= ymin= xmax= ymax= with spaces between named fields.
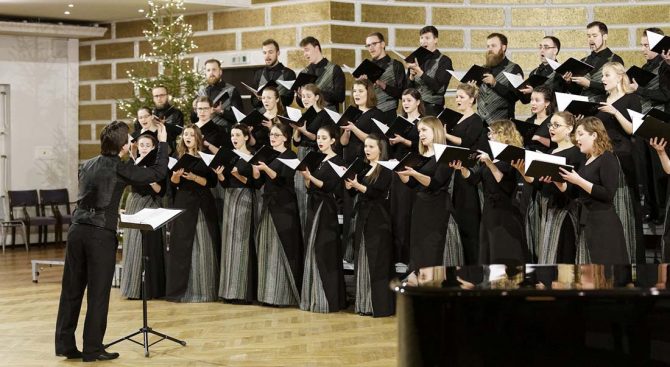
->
xmin=345 ymin=134 xmax=395 ymax=317
xmin=165 ymin=125 xmax=220 ymax=302
xmin=252 ymin=123 xmax=303 ymax=306
xmin=444 ymin=83 xmax=486 ymax=265
xmin=299 ymin=124 xmax=346 ymax=313
xmin=388 ymin=88 xmax=422 ymax=264
xmin=453 ymin=119 xmax=528 ymax=265
xmin=218 ymin=123 xmax=258 ymax=303
xmin=557 ymin=117 xmax=628 ymax=264
xmin=397 ymin=116 xmax=463 ymax=271
xmin=649 ymin=137 xmax=670 ymax=262
xmin=594 ymin=61 xmax=643 ymax=263
xmin=250 ymin=86 xmax=284 ymax=149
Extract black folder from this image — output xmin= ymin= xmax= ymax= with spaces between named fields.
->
xmin=135 ymin=148 xmax=158 ymax=167
xmin=239 ymin=109 xmax=266 ymax=127
xmin=518 ymin=74 xmax=549 ymax=90
xmin=298 ymin=106 xmax=319 ymax=127
xmin=240 ymin=80 xmax=277 ymax=96
xmin=248 ymin=145 xmax=281 ymax=165
xmin=385 ymin=116 xmax=415 ymax=139
xmin=392 ymin=152 xmax=431 ymax=172
xmin=212 ymin=90 xmax=229 ymax=107
xmin=208 ymin=147 xmax=241 ymax=170
xmin=437 ymin=108 xmax=463 ymax=132
xmin=459 ymin=65 xmax=491 ymax=86
xmin=626 ymin=66 xmax=655 ymax=87
xmin=437 ymin=145 xmax=479 ymax=168
xmin=352 ymin=59 xmax=385 ymax=83
xmin=650 ymin=34 xmax=670 ymax=54
xmin=512 ymin=119 xmax=541 ymax=140
xmin=405 ymin=46 xmax=434 ymax=66
xmin=171 ymin=154 xmax=201 ymax=172
xmin=645 ymin=108 xmax=670 ymax=123
xmin=334 ymin=106 xmax=363 ymax=127
xmin=565 ymin=100 xmax=601 ymax=116
xmin=554 ymin=58 xmax=594 ymax=77
xmin=491 ymin=143 xmax=526 ymax=163
xmin=343 ymin=157 xmax=372 ymax=181
xmin=634 ymin=115 xmax=670 ymax=140
xmin=525 ymin=161 xmax=574 ymax=183
xmin=291 ymin=72 xmax=318 ymax=91
xmin=296 ymin=151 xmax=327 ymax=172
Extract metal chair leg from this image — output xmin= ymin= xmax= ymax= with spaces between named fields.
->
xmin=21 ymin=224 xmax=28 ymax=251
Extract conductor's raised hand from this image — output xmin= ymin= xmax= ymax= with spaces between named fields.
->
xmin=156 ymin=122 xmax=167 ymax=142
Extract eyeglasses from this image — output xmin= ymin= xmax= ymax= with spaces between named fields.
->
xmin=153 ymin=94 xmax=167 ymax=98
xmin=538 ymin=45 xmax=557 ymax=50
xmin=269 ymin=133 xmax=284 ymax=138
xmin=196 ymin=107 xmax=211 ymax=112
xmin=549 ymin=123 xmax=567 ymax=129
xmin=365 ymin=41 xmax=381 ymax=48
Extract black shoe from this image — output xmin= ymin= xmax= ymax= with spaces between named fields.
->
xmin=56 ymin=350 xmax=82 ymax=359
xmin=83 ymin=351 xmax=119 ymax=362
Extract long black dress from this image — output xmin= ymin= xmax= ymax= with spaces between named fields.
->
xmin=407 ymin=156 xmax=461 ymax=271
xmin=199 ymin=120 xmax=227 ymax=224
xmin=389 ymin=116 xmax=420 ymax=264
xmin=300 ymin=155 xmax=347 ymax=313
xmin=568 ymin=151 xmax=629 ymax=264
xmin=594 ymin=93 xmax=643 ymax=263
xmin=466 ymin=160 xmax=528 ymax=265
xmin=450 ymin=113 xmax=486 ymax=265
xmin=255 ymin=149 xmax=304 ymax=306
xmin=165 ymin=156 xmax=220 ymax=302
xmin=351 ymin=167 xmax=395 ymax=317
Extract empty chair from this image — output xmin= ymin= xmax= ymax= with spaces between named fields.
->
xmin=39 ymin=189 xmax=73 ymax=244
xmin=8 ymin=190 xmax=58 ymax=248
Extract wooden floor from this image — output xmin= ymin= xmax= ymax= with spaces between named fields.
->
xmin=0 ymin=245 xmax=397 ymax=366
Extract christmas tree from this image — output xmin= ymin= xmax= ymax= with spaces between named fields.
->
xmin=117 ymin=0 xmax=203 ymax=124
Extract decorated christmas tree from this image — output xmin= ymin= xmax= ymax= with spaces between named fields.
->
xmin=117 ymin=0 xmax=203 ymax=124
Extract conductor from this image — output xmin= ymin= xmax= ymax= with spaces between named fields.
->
xmin=55 ymin=121 xmax=169 ymax=361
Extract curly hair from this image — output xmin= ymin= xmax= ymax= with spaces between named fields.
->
xmin=576 ymin=117 xmax=613 ymax=157
xmin=489 ymin=119 xmax=523 ymax=148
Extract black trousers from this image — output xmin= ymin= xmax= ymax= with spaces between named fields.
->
xmin=55 ymin=224 xmax=117 ymax=357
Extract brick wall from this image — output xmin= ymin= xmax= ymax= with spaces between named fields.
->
xmin=78 ymin=0 xmax=670 ymax=160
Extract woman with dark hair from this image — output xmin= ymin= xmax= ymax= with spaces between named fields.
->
xmin=194 ymin=96 xmax=225 ymax=155
xmin=524 ymin=85 xmax=554 ymax=153
xmin=252 ymin=123 xmax=304 ymax=306
xmin=445 ymin=83 xmax=486 ymax=265
xmin=165 ymin=125 xmax=220 ymax=302
xmin=346 ymin=133 xmax=395 ymax=317
xmin=300 ymin=123 xmax=346 ymax=313
xmin=389 ymin=88 xmax=423 ymax=264
xmin=217 ymin=123 xmax=259 ymax=303
xmin=557 ymin=117 xmax=628 ymax=264
xmin=453 ymin=120 xmax=528 ymax=265
xmin=251 ymin=86 xmax=285 ymax=149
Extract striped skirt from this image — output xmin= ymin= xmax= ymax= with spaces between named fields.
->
xmin=300 ymin=203 xmax=330 ymax=313
xmin=256 ymin=209 xmax=300 ymax=306
xmin=181 ymin=210 xmax=219 ymax=302
xmin=120 ymin=192 xmax=162 ymax=299
xmin=355 ymin=235 xmax=373 ymax=315
xmin=525 ymin=192 xmax=541 ymax=261
xmin=536 ymin=197 xmax=578 ymax=264
xmin=219 ymin=188 xmax=256 ymax=301
xmin=613 ymin=162 xmax=635 ymax=263
xmin=443 ymin=214 xmax=464 ymax=267
xmin=295 ymin=146 xmax=310 ymax=235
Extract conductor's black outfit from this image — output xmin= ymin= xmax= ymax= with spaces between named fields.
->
xmin=55 ymin=141 xmax=168 ymax=359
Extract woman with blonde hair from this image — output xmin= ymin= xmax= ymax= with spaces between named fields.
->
xmin=556 ymin=117 xmax=628 ymax=264
xmin=452 ymin=119 xmax=528 ymax=265
xmin=594 ymin=61 xmax=643 ymax=263
xmin=397 ymin=116 xmax=463 ymax=271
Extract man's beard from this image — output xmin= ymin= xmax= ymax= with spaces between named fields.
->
xmin=206 ymin=75 xmax=220 ymax=86
xmin=485 ymin=49 xmax=505 ymax=68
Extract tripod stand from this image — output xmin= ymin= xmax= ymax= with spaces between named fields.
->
xmin=106 ymin=213 xmax=186 ymax=357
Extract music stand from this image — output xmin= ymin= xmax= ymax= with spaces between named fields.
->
xmin=105 ymin=208 xmax=186 ymax=357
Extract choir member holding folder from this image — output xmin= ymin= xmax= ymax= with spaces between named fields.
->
xmin=300 ymin=124 xmax=346 ymax=313
xmin=218 ymin=124 xmax=259 ymax=303
xmin=296 ymin=37 xmax=345 ymax=111
xmin=396 ymin=116 xmax=463 ymax=270
xmin=249 ymin=39 xmax=296 ymax=110
xmin=252 ymin=123 xmax=303 ymax=307
xmin=345 ymin=134 xmax=395 ymax=317
xmin=252 ymin=86 xmax=285 ymax=148
xmin=556 ymin=117 xmax=628 ymax=264
xmin=389 ymin=89 xmax=422 ymax=264
xmin=594 ymin=61 xmax=643 ymax=262
xmin=165 ymin=125 xmax=219 ymax=302
xmin=523 ymin=86 xmax=554 ymax=152
xmin=406 ymin=26 xmax=453 ymax=116
xmin=362 ymin=32 xmax=407 ymax=122
xmin=121 ymin=130 xmax=166 ymax=300
xmin=518 ymin=36 xmax=563 ymax=102
xmin=445 ymin=83 xmax=486 ymax=264
xmin=197 ymin=59 xmax=243 ymax=135
xmin=513 ymin=112 xmax=585 ymax=264
xmin=453 ymin=120 xmax=528 ymax=265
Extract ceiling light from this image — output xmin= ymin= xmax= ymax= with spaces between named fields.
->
xmin=64 ymin=11 xmax=71 ymax=15
xmin=68 ymin=4 xmax=74 ymax=7
xmin=138 ymin=9 xmax=145 ymax=13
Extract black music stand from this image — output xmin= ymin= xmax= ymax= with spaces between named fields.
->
xmin=105 ymin=208 xmax=185 ymax=357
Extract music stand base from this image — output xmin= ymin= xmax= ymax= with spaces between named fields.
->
xmin=105 ymin=326 xmax=186 ymax=357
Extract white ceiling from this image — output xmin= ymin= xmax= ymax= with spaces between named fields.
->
xmin=0 ymin=0 xmax=250 ymax=23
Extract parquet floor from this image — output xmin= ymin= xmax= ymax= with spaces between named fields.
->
xmin=0 ymin=246 xmax=397 ymax=366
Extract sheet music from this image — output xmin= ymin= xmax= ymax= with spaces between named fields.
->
xmin=377 ymin=159 xmax=400 ymax=170
xmin=488 ymin=141 xmax=509 ymax=159
xmin=524 ymin=150 xmax=566 ymax=172
xmin=502 ymin=72 xmax=524 ymax=88
xmin=168 ymin=157 xmax=178 ymax=170
xmin=199 ymin=151 xmax=214 ymax=166
xmin=628 ymin=109 xmax=646 ymax=133
xmin=286 ymin=106 xmax=302 ymax=121
xmin=233 ymin=149 xmax=253 ymax=162
xmin=546 ymin=58 xmax=561 ymax=71
xmin=231 ymin=106 xmax=246 ymax=123
xmin=327 ymin=160 xmax=347 ymax=177
xmin=277 ymin=158 xmax=300 ymax=170
xmin=447 ymin=70 xmax=466 ymax=82
xmin=277 ymin=80 xmax=295 ymax=90
xmin=433 ymin=143 xmax=447 ymax=161
xmin=120 ymin=208 xmax=182 ymax=230
xmin=372 ymin=118 xmax=389 ymax=134
xmin=555 ymin=92 xmax=590 ymax=112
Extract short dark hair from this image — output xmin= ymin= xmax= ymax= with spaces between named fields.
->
xmin=299 ymin=36 xmax=321 ymax=51
xmin=100 ymin=121 xmax=130 ymax=156
xmin=645 ymin=27 xmax=665 ymax=37
xmin=204 ymin=58 xmax=221 ymax=68
xmin=262 ymin=39 xmax=279 ymax=51
xmin=420 ymin=26 xmax=438 ymax=38
xmin=194 ymin=95 xmax=212 ymax=107
xmin=487 ymin=32 xmax=508 ymax=46
xmin=587 ymin=21 xmax=608 ymax=35
xmin=543 ymin=36 xmax=561 ymax=54
xmin=366 ymin=32 xmax=385 ymax=43
xmin=152 ymin=85 xmax=168 ymax=93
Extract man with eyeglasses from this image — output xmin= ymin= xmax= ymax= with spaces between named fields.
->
xmin=250 ymin=39 xmax=296 ymax=111
xmin=563 ymin=21 xmax=624 ymax=102
xmin=197 ymin=58 xmax=243 ymax=134
xmin=407 ymin=25 xmax=453 ymax=116
xmin=151 ymin=85 xmax=183 ymax=152
xmin=295 ymin=36 xmax=345 ymax=112
xmin=518 ymin=36 xmax=563 ymax=104
xmin=361 ymin=32 xmax=407 ymax=122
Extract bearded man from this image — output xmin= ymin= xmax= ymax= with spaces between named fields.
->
xmin=197 ymin=58 xmax=243 ymax=145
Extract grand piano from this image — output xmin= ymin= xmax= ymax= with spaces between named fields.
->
xmin=393 ymin=264 xmax=670 ymax=366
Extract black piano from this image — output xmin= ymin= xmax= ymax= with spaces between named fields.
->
xmin=393 ymin=264 xmax=670 ymax=366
